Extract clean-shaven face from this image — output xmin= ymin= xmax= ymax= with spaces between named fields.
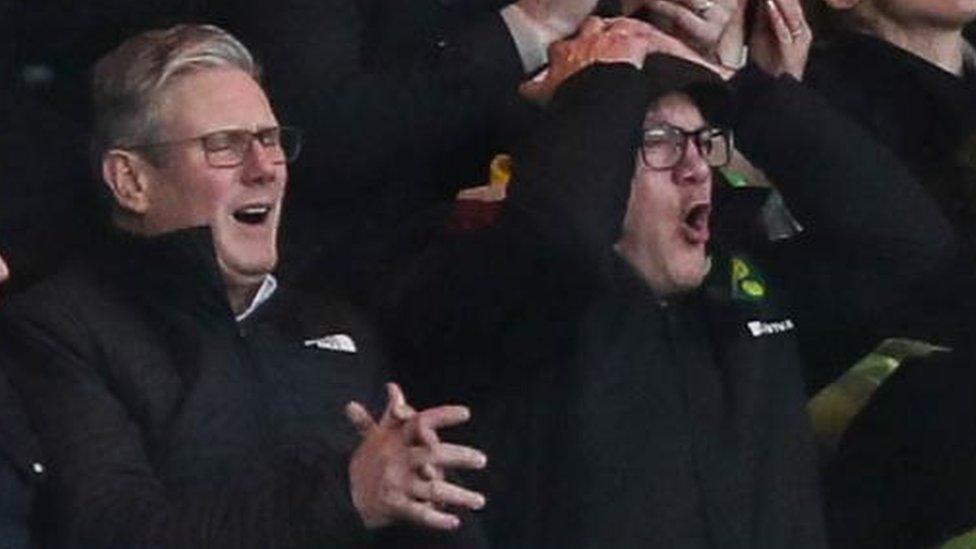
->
xmin=140 ymin=67 xmax=286 ymax=290
xmin=616 ymin=92 xmax=713 ymax=297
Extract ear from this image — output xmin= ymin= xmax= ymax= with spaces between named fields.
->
xmin=101 ymin=150 xmax=153 ymax=215
xmin=823 ymin=0 xmax=860 ymax=11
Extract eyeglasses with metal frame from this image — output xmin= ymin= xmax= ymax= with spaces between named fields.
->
xmin=124 ymin=126 xmax=303 ymax=168
xmin=640 ymin=124 xmax=732 ymax=170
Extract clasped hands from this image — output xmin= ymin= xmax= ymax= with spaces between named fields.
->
xmin=346 ymin=383 xmax=487 ymax=531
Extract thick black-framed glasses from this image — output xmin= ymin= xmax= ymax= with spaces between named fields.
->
xmin=126 ymin=126 xmax=303 ymax=168
xmin=640 ymin=124 xmax=732 ymax=170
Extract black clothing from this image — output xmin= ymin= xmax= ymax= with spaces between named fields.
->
xmin=0 ymin=85 xmax=94 ymax=294
xmin=0 ymin=370 xmax=44 ymax=549
xmin=0 ymin=227 xmax=388 ymax=548
xmin=804 ymin=31 xmax=976 ymax=357
xmin=807 ymin=31 xmax=976 ymax=250
xmin=386 ymin=61 xmax=955 ymax=547
xmin=825 ymin=352 xmax=976 ymax=548
xmin=807 ymin=32 xmax=976 ymax=547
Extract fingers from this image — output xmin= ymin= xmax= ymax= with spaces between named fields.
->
xmin=764 ymin=0 xmax=791 ymax=44
xmin=412 ymin=443 xmax=488 ymax=471
xmin=765 ymin=0 xmax=807 ymax=44
xmin=398 ymin=499 xmax=463 ymax=530
xmin=411 ymin=478 xmax=487 ymax=511
xmin=419 ymin=462 xmax=443 ymax=481
xmin=411 ymin=404 xmax=471 ymax=432
xmin=404 ymin=405 xmax=469 ymax=447
xmin=657 ymin=0 xmax=735 ymax=18
xmin=771 ymin=0 xmax=808 ymax=41
xmin=345 ymin=401 xmax=376 ymax=436
xmin=640 ymin=0 xmax=733 ymax=51
xmin=519 ymin=68 xmax=555 ymax=105
xmin=385 ymin=382 xmax=417 ymax=423
xmin=578 ymin=15 xmax=608 ymax=36
xmin=644 ymin=1 xmax=710 ymax=35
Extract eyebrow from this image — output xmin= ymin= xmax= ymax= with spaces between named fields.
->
xmin=643 ymin=123 xmax=710 ymax=133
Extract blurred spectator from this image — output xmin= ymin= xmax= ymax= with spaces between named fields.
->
xmin=805 ymin=0 xmax=976 ymax=251
xmin=0 ymin=251 xmax=46 ymax=549
xmin=0 ymin=25 xmax=487 ymax=548
xmin=799 ymin=3 xmax=976 ymax=546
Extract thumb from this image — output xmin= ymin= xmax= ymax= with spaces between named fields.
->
xmin=386 ymin=382 xmax=416 ymax=422
xmin=519 ymin=69 xmax=555 ymax=106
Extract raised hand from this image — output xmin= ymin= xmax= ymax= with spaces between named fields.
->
xmin=346 ymin=383 xmax=488 ymax=530
xmin=521 ymin=16 xmax=732 ymax=105
xmin=749 ymin=0 xmax=811 ymax=80
xmin=625 ymin=0 xmax=738 ymax=58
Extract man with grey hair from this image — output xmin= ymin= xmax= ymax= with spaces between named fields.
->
xmin=0 ymin=24 xmax=488 ymax=548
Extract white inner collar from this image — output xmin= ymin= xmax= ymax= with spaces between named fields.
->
xmin=235 ymin=274 xmax=278 ymax=322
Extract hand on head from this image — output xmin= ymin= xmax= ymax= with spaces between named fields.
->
xmin=345 ymin=383 xmax=487 ymax=531
xmin=520 ymin=16 xmax=731 ymax=105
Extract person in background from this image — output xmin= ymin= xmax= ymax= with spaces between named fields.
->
xmin=794 ymin=2 xmax=976 ymax=546
xmin=0 ymin=250 xmax=45 ymax=549
xmin=0 ymin=24 xmax=487 ymax=548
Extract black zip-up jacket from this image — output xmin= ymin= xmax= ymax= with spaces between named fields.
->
xmin=0 ymin=227 xmax=390 ymax=548
xmin=386 ymin=61 xmax=958 ymax=548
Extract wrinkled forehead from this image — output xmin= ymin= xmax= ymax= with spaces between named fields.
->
xmin=643 ymin=92 xmax=706 ymax=131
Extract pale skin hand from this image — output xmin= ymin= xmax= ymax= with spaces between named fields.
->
xmin=749 ymin=0 xmax=811 ymax=80
xmin=623 ymin=0 xmax=738 ymax=58
xmin=521 ymin=16 xmax=733 ymax=105
xmin=346 ymin=383 xmax=488 ymax=531
xmin=713 ymin=0 xmax=749 ymax=68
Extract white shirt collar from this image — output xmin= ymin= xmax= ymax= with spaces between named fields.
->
xmin=235 ymin=274 xmax=278 ymax=322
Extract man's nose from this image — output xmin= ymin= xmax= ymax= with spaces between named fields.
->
xmin=674 ymin=139 xmax=711 ymax=185
xmin=241 ymin=137 xmax=280 ymax=185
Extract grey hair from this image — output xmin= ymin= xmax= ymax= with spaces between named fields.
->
xmin=91 ymin=24 xmax=261 ymax=163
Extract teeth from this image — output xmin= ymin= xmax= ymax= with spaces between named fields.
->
xmin=233 ymin=204 xmax=272 ymax=225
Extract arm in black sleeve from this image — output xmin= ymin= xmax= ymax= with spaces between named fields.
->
xmin=506 ymin=63 xmax=653 ymax=263
xmin=0 ymin=303 xmax=367 ymax=549
xmin=729 ymin=65 xmax=960 ymax=389
xmin=386 ymin=63 xmax=653 ymax=403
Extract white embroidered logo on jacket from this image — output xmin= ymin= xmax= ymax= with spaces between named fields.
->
xmin=746 ymin=319 xmax=795 ymax=338
xmin=304 ymin=334 xmax=358 ymax=353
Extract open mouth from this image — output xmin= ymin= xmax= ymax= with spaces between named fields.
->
xmin=232 ymin=204 xmax=272 ymax=226
xmin=680 ymin=202 xmax=711 ymax=244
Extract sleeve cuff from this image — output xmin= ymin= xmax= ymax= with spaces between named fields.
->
xmin=500 ymin=4 xmax=554 ymax=73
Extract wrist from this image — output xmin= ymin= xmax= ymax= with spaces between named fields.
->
xmin=513 ymin=0 xmax=580 ymax=42
xmin=502 ymin=3 xmax=557 ymax=72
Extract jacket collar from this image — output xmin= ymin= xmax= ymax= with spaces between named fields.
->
xmin=96 ymin=225 xmax=237 ymax=321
